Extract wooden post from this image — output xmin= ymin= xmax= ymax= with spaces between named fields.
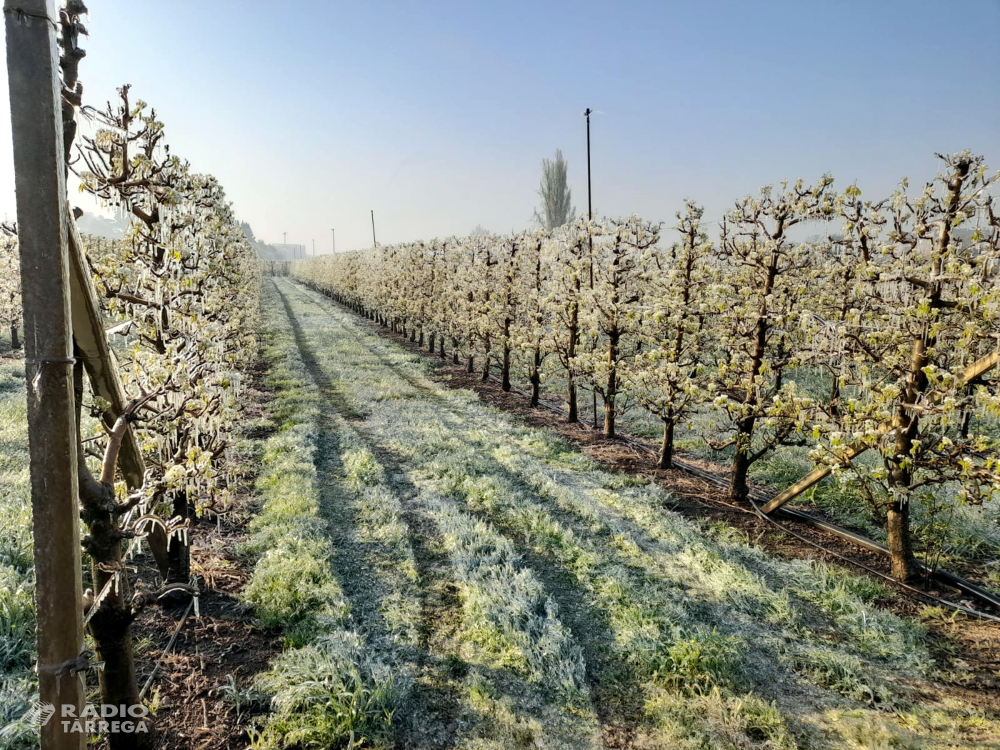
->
xmin=67 ymin=213 xmax=145 ymax=490
xmin=5 ymin=1 xmax=87 ymax=747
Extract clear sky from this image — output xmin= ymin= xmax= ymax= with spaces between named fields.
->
xmin=2 ymin=0 xmax=999 ymax=252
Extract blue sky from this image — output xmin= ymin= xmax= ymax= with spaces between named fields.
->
xmin=2 ymin=0 xmax=999 ymax=251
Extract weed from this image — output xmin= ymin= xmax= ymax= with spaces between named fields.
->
xmin=792 ymin=648 xmax=898 ymax=708
xmin=649 ymin=630 xmax=743 ymax=694
xmin=215 ymin=674 xmax=270 ymax=721
xmin=253 ymin=632 xmax=397 ymax=750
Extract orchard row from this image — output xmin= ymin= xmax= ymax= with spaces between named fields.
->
xmin=293 ymin=153 xmax=1000 ymax=582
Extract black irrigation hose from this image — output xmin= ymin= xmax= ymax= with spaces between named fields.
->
xmin=755 ymin=500 xmax=1000 ymax=623
xmin=297 ymin=281 xmax=1000 ymax=623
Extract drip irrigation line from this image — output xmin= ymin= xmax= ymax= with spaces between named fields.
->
xmin=139 ymin=596 xmax=194 ymax=701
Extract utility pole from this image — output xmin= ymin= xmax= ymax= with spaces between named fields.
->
xmin=371 ymin=210 xmax=377 ymax=248
xmin=331 ymin=228 xmax=335 ymax=254
xmin=585 ymin=107 xmax=598 ymax=430
xmin=5 ymin=1 xmax=87 ymax=747
xmin=585 ymin=108 xmax=593 ymax=221
xmin=312 ymin=238 xmax=315 ymax=256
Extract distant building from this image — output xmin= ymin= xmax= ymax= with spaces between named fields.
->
xmin=262 ymin=243 xmax=308 ymax=261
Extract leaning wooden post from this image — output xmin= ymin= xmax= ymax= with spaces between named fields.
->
xmin=5 ymin=1 xmax=87 ymax=747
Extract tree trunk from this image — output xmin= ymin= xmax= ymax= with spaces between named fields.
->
xmin=439 ymin=337 xmax=446 ymax=359
xmin=729 ymin=419 xmax=754 ymax=502
xmin=467 ymin=354 xmax=474 ymax=373
xmin=165 ymin=491 xmax=191 ymax=590
xmin=603 ymin=395 xmax=615 ymax=437
xmin=529 ymin=346 xmax=541 ymax=407
xmin=886 ymin=499 xmax=919 ymax=582
xmin=501 ymin=319 xmax=512 ymax=392
xmin=567 ymin=298 xmax=579 ymax=423
xmin=481 ymin=338 xmax=491 ymax=381
xmin=418 ymin=330 xmax=424 ymax=347
xmin=727 ymin=246 xmax=778 ymax=503
xmin=428 ymin=332 xmax=435 ymax=353
xmin=603 ymin=330 xmax=619 ymax=438
xmin=884 ymin=340 xmax=926 ymax=582
xmin=452 ymin=338 xmax=459 ymax=365
xmin=88 ymin=600 xmax=151 ymax=746
xmin=74 ymin=361 xmax=152 ymax=746
xmin=10 ymin=322 xmax=18 ymax=350
xmin=658 ymin=416 xmax=675 ymax=470
xmin=829 ymin=374 xmax=840 ymax=418
xmin=960 ymin=383 xmax=973 ymax=439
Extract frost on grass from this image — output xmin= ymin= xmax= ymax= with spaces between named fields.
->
xmin=245 ymin=295 xmax=417 ymax=747
xmin=271 ymin=279 xmax=998 ymax=749
xmin=253 ymin=631 xmax=396 ymax=750
xmin=0 ymin=361 xmax=38 ymax=750
xmin=262 ymin=282 xmax=600 ymax=748
xmin=428 ymin=495 xmax=588 ymax=704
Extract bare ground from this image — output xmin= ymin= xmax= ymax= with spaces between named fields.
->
xmin=113 ymin=356 xmax=280 ymax=750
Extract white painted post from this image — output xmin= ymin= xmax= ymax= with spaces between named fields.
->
xmin=5 ymin=1 xmax=87 ymax=747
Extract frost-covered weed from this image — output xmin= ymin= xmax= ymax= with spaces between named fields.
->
xmin=0 ymin=565 xmax=36 ymax=673
xmin=0 ymin=366 xmax=31 ymax=574
xmin=646 ymin=686 xmax=796 ymax=750
xmin=242 ymin=396 xmax=346 ymax=644
xmin=0 ymin=361 xmax=37 ymax=746
xmin=241 ymin=428 xmax=326 ymax=557
xmin=243 ymin=539 xmax=349 ymax=642
xmin=343 ymin=447 xmax=386 ymax=488
xmin=789 ymin=562 xmax=929 ymax=670
xmin=790 ymin=648 xmax=897 ymax=708
xmin=649 ymin=631 xmax=743 ymax=693
xmin=254 ymin=632 xmax=396 ymax=750
xmin=0 ymin=674 xmax=39 ymax=750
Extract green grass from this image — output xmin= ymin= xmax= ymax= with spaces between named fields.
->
xmin=272 ymin=277 xmax=999 ymax=749
xmin=0 ymin=357 xmax=37 ymax=750
xmin=244 ymin=299 xmax=420 ymax=748
xmin=252 ymin=632 xmax=397 ymax=750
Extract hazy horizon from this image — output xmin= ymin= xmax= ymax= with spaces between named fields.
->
xmin=2 ymin=0 xmax=999 ymax=252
